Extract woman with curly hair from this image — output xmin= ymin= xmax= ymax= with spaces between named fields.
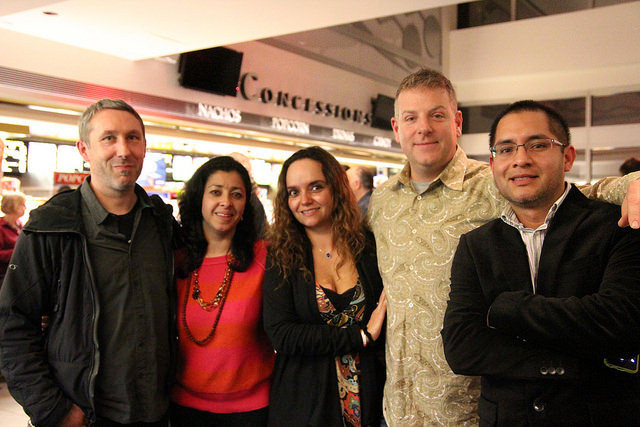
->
xmin=263 ymin=146 xmax=387 ymax=426
xmin=171 ymin=156 xmax=274 ymax=426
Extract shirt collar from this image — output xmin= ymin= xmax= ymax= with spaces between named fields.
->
xmin=394 ymin=146 xmax=468 ymax=193
xmin=500 ymin=182 xmax=572 ymax=230
xmin=80 ymin=178 xmax=110 ymax=225
xmin=80 ymin=177 xmax=148 ymax=225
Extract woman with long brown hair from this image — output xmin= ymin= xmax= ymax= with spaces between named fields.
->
xmin=264 ymin=146 xmax=386 ymax=426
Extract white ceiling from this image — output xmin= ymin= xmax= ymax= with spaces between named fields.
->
xmin=0 ymin=0 xmax=463 ymax=60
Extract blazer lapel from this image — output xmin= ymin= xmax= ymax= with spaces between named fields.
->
xmin=495 ymin=222 xmax=532 ymax=292
xmin=536 ymin=186 xmax=590 ymax=295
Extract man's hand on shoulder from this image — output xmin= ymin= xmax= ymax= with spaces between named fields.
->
xmin=58 ymin=404 xmax=87 ymax=427
xmin=619 ymin=180 xmax=640 ymax=229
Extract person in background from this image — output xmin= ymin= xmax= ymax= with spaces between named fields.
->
xmin=263 ymin=146 xmax=387 ymax=426
xmin=346 ymin=166 xmax=374 ymax=219
xmin=230 ymin=152 xmax=268 ymax=237
xmin=171 ymin=156 xmax=274 ymax=426
xmin=367 ymin=68 xmax=640 ymax=425
xmin=0 ymin=98 xmax=177 ymax=426
xmin=0 ymin=191 xmax=26 ymax=384
xmin=0 ymin=192 xmax=26 ymax=284
xmin=620 ymin=157 xmax=640 ymax=176
xmin=442 ymin=100 xmax=640 ymax=425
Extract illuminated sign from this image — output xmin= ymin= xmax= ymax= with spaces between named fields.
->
xmin=372 ymin=136 xmax=392 ymax=148
xmin=53 ymin=172 xmax=89 ymax=185
xmin=2 ymin=140 xmax=27 ymax=175
xmin=332 ymin=128 xmax=355 ymax=142
xmin=270 ymin=117 xmax=310 ymax=135
xmin=196 ymin=103 xmax=242 ymax=123
xmin=239 ymin=73 xmax=372 ymax=126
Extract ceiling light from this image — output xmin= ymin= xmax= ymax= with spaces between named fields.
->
xmin=27 ymin=105 xmax=79 ymax=116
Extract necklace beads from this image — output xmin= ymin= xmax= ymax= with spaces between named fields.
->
xmin=182 ymin=256 xmax=234 ymax=345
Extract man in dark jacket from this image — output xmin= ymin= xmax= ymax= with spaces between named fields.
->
xmin=442 ymin=100 xmax=640 ymax=426
xmin=0 ymin=99 xmax=176 ymax=426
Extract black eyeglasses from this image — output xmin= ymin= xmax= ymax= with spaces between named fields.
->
xmin=490 ymin=138 xmax=566 ymax=160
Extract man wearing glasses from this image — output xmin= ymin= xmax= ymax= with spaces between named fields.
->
xmin=442 ymin=100 xmax=640 ymax=425
xmin=369 ymin=68 xmax=640 ymax=426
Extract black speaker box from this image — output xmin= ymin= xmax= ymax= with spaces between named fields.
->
xmin=371 ymin=94 xmax=395 ymax=130
xmin=178 ymin=47 xmax=243 ymax=97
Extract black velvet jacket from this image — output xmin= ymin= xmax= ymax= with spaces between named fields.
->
xmin=442 ymin=186 xmax=640 ymax=426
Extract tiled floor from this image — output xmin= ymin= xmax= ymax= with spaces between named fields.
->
xmin=0 ymin=382 xmax=29 ymax=426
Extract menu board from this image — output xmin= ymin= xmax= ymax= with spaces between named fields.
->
xmin=2 ymin=140 xmax=28 ymax=175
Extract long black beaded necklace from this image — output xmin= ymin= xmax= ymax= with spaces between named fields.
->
xmin=182 ymin=256 xmax=234 ymax=346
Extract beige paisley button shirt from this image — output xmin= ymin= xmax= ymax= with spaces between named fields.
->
xmin=368 ymin=147 xmax=636 ymax=426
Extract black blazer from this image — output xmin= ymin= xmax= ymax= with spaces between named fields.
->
xmin=263 ymin=233 xmax=384 ymax=426
xmin=442 ymin=186 xmax=640 ymax=426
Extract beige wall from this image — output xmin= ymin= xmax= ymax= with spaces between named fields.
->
xmin=448 ymin=2 xmax=640 ymax=104
xmin=449 ymin=2 xmax=640 ymax=180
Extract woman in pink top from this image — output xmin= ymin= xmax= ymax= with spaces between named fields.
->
xmin=171 ymin=156 xmax=274 ymax=426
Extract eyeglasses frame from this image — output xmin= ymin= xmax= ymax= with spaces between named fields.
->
xmin=490 ymin=138 xmax=566 ymax=160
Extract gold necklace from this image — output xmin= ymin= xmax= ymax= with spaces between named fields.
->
xmin=191 ymin=263 xmax=232 ymax=310
xmin=182 ymin=256 xmax=234 ymax=345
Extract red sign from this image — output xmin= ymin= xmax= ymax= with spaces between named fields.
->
xmin=1 ymin=177 xmax=20 ymax=192
xmin=54 ymin=172 xmax=89 ymax=185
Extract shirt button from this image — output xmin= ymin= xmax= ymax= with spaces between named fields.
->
xmin=557 ymin=367 xmax=565 ymax=375
xmin=412 ymin=229 xmax=417 ymax=234
xmin=539 ymin=367 xmax=548 ymax=375
xmin=549 ymin=367 xmax=556 ymax=375
xmin=417 ymin=195 xmax=422 ymax=200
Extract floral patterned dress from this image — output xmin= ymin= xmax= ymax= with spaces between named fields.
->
xmin=316 ymin=280 xmax=366 ymax=427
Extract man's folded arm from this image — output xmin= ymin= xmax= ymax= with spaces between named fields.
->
xmin=442 ymin=235 xmax=587 ymax=380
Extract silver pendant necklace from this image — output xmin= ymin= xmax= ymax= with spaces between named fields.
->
xmin=316 ymin=247 xmax=331 ymax=258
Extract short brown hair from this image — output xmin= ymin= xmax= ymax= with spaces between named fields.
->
xmin=395 ymin=68 xmax=458 ymax=116
xmin=78 ymin=99 xmax=144 ymax=144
